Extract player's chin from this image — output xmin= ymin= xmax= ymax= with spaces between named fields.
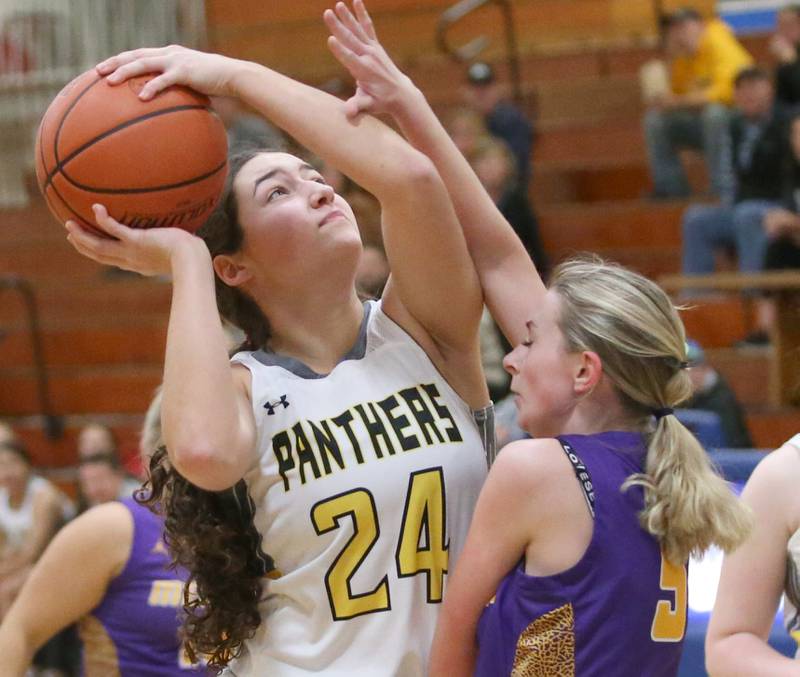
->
xmin=324 ymin=221 xmax=362 ymax=246
xmin=516 ymin=407 xmax=540 ymax=437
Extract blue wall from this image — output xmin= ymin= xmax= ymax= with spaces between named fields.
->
xmin=717 ymin=0 xmax=781 ymax=34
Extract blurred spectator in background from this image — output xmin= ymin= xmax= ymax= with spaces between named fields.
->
xmin=76 ymin=423 xmax=140 ymax=509
xmin=471 ymin=137 xmax=549 ymax=274
xmin=443 ymin=111 xmax=548 ymax=275
xmin=644 ymin=7 xmax=753 ymax=199
xmin=211 ymin=95 xmax=287 ymax=153
xmin=0 ymin=422 xmax=17 ymax=446
xmin=78 ymin=453 xmax=140 ymax=510
xmin=464 ymin=61 xmax=534 ymax=185
xmin=683 ymin=339 xmax=753 ymax=448
xmin=680 ymin=67 xmax=788 ymax=307
xmin=0 ymin=438 xmax=77 ymax=677
xmin=0 ymin=439 xmax=74 ymax=620
xmin=0 ymin=389 xmax=209 ymax=676
xmin=445 ymin=106 xmax=486 ymax=160
xmin=76 ymin=422 xmax=117 ymax=461
xmin=763 ymin=113 xmax=800 ymax=266
xmin=745 ymin=110 xmax=800 ymax=345
xmin=770 ymin=4 xmax=800 ymax=106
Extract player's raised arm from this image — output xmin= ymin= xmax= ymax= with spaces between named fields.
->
xmin=65 ymin=211 xmax=256 ymax=491
xmin=94 ymin=46 xmax=487 ymax=408
xmin=324 ymin=0 xmax=545 ymax=346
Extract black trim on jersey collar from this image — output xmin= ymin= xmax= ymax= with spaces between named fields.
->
xmin=250 ymin=301 xmax=373 ymax=379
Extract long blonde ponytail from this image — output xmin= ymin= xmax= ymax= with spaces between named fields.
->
xmin=551 ymin=259 xmax=751 ymax=564
xmin=625 ymin=415 xmax=751 ymax=564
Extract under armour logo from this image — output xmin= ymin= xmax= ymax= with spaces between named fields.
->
xmin=264 ymin=395 xmax=289 ymax=415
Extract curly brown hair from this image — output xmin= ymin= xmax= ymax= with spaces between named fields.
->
xmin=135 ymin=149 xmax=280 ymax=668
xmin=137 ymin=447 xmax=273 ymax=669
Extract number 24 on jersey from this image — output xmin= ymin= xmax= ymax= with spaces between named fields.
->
xmin=311 ymin=467 xmax=448 ymax=621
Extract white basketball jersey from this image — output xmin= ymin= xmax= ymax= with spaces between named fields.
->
xmin=0 ymin=476 xmax=49 ymax=551
xmin=227 ymin=300 xmax=490 ymax=676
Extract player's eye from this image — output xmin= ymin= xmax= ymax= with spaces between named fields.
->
xmin=267 ymin=186 xmax=288 ymax=202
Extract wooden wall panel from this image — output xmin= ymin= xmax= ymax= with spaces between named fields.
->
xmin=205 ymin=0 xmax=655 ymax=82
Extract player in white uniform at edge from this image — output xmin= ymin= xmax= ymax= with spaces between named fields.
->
xmin=63 ymin=29 xmax=497 ymax=676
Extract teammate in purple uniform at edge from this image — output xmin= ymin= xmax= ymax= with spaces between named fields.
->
xmin=0 ymin=392 xmax=208 ymax=677
xmin=323 ymin=3 xmax=753 ymax=675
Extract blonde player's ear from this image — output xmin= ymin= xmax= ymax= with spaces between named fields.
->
xmin=213 ymin=254 xmax=252 ymax=288
xmin=573 ymin=350 xmax=602 ymax=396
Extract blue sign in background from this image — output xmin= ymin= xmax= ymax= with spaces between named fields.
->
xmin=717 ymin=0 xmax=782 ymax=34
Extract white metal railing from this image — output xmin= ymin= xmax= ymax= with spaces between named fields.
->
xmin=0 ymin=0 xmax=207 ymax=208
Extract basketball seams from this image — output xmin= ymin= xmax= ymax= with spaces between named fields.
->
xmin=48 ymin=74 xmax=105 ymax=184
xmin=43 ymin=182 xmax=103 ymax=234
xmin=36 ymin=75 xmax=104 ymax=232
xmin=35 ymin=66 xmax=228 ymax=234
xmin=45 ymin=104 xmax=218 ymax=191
xmin=61 ymin=158 xmax=227 ymax=195
xmin=37 ymin=82 xmax=104 ymax=234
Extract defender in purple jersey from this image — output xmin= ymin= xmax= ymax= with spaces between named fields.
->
xmin=474 ymin=432 xmax=683 ymax=676
xmin=427 ymin=262 xmax=752 ymax=675
xmin=0 ymin=497 xmax=207 ymax=676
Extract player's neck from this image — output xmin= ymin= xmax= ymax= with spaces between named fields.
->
xmin=565 ymin=388 xmax=643 ymax=436
xmin=264 ymin=290 xmax=364 ymax=373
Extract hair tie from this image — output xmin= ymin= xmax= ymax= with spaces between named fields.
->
xmin=679 ymin=361 xmax=690 ymax=370
xmin=653 ymin=407 xmax=674 ymax=420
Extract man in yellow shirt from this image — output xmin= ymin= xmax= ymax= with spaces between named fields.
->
xmin=644 ymin=8 xmax=753 ymax=199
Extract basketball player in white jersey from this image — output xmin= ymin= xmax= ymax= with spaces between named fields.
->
xmin=63 ymin=42 xmax=494 ymax=674
xmin=707 ymin=434 xmax=800 ymax=674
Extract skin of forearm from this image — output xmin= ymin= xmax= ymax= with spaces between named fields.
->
xmin=0 ymin=625 xmax=34 ymax=677
xmin=390 ymin=87 xmax=527 ymax=275
xmin=387 ymin=85 xmax=545 ymax=346
xmin=161 ymin=240 xmax=249 ymax=485
xmin=229 ymin=62 xmax=425 ymax=201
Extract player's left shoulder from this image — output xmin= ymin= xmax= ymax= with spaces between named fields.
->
xmin=489 ymin=438 xmax=576 ymax=506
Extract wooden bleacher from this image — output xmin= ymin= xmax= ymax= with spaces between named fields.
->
xmin=660 ymin=271 xmax=800 ymax=407
xmin=1 ymin=0 xmax=796 ymax=481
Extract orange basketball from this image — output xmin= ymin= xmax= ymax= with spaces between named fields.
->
xmin=35 ymin=67 xmax=228 ymax=235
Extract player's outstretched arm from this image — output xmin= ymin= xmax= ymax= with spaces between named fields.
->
xmin=324 ymin=0 xmax=546 ymax=347
xmin=705 ymin=444 xmax=800 ymax=676
xmin=0 ymin=503 xmax=132 ymax=676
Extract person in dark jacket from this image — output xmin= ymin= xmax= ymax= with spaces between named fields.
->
xmin=770 ymin=5 xmax=800 ymax=106
xmin=681 ymin=67 xmax=790 ymax=288
xmin=743 ymin=110 xmax=800 ymax=343
xmin=464 ymin=61 xmax=534 ymax=186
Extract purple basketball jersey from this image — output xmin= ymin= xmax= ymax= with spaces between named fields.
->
xmin=475 ymin=431 xmax=686 ymax=676
xmin=79 ymin=498 xmax=207 ymax=676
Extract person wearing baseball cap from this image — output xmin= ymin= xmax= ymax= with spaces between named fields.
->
xmin=644 ymin=7 xmax=753 ymax=198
